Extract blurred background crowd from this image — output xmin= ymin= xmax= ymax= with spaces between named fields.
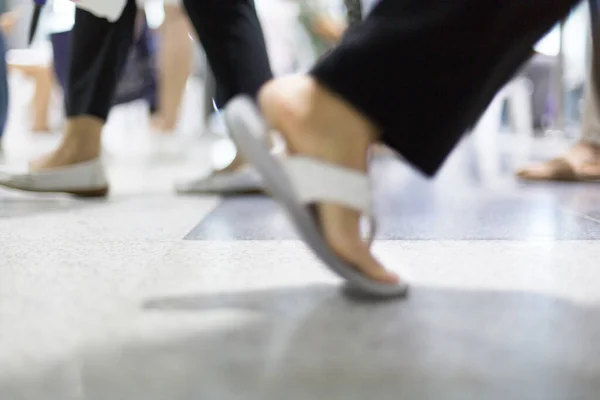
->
xmin=0 ymin=0 xmax=594 ymax=178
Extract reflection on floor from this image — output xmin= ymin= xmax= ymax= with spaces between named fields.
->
xmin=1 ymin=133 xmax=600 ymax=399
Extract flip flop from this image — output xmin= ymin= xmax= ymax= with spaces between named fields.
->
xmin=175 ymin=166 xmax=265 ymax=195
xmin=225 ymin=96 xmax=408 ymax=298
xmin=516 ymin=157 xmax=600 ymax=182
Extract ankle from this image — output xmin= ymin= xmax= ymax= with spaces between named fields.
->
xmin=55 ymin=142 xmax=100 ymax=163
xmin=60 ymin=117 xmax=103 ymax=160
xmin=58 ymin=133 xmax=101 ymax=162
xmin=259 ymin=76 xmax=378 ymax=168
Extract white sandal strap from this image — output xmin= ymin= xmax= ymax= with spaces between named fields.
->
xmin=283 ymin=156 xmax=372 ymax=215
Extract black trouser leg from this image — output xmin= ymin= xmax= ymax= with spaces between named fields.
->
xmin=181 ymin=0 xmax=272 ymax=108
xmin=66 ymin=0 xmax=137 ymax=120
xmin=311 ymin=0 xmax=581 ymax=176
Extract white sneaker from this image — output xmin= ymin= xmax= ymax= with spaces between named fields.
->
xmin=175 ymin=165 xmax=265 ymax=195
xmin=0 ymin=158 xmax=109 ymax=197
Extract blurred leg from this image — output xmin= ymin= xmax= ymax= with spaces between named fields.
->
xmin=581 ymin=66 xmax=600 ymax=147
xmin=180 ymin=0 xmax=272 ymax=179
xmin=517 ymin=40 xmax=600 ymax=181
xmin=7 ymin=64 xmax=53 ymax=133
xmin=154 ymin=2 xmax=192 ymax=133
xmin=31 ymin=65 xmax=53 ymax=132
xmin=31 ymin=0 xmax=138 ymax=170
xmin=181 ymin=0 xmax=272 ymax=107
xmin=0 ymin=32 xmax=7 ymax=143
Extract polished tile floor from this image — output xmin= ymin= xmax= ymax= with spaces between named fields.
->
xmin=2 ymin=131 xmax=600 ymax=400
xmin=189 ymin=151 xmax=600 ymax=241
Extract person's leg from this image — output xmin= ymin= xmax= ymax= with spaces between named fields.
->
xmin=0 ymin=32 xmax=7 ymax=147
xmin=181 ymin=0 xmax=272 ymax=107
xmin=31 ymin=0 xmax=138 ymax=170
xmin=517 ymin=45 xmax=600 ymax=180
xmin=6 ymin=64 xmax=54 ymax=133
xmin=30 ymin=65 xmax=53 ymax=133
xmin=153 ymin=1 xmax=192 ymax=133
xmin=580 ymin=74 xmax=600 ymax=150
xmin=249 ymin=0 xmax=581 ymax=281
xmin=175 ymin=0 xmax=272 ymax=192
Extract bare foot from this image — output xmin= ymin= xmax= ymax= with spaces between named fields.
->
xmin=516 ymin=141 xmax=600 ymax=180
xmin=258 ymin=76 xmax=399 ymax=283
xmin=30 ymin=117 xmax=103 ymax=171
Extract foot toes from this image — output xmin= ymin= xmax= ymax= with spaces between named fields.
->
xmin=321 ymin=213 xmax=398 ymax=283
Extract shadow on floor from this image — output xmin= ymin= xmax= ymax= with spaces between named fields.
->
xmin=3 ymin=285 xmax=600 ymax=399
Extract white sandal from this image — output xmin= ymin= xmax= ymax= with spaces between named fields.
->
xmin=225 ymin=96 xmax=408 ymax=297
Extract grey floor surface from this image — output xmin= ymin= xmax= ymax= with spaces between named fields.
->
xmin=2 ymin=138 xmax=600 ymax=400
